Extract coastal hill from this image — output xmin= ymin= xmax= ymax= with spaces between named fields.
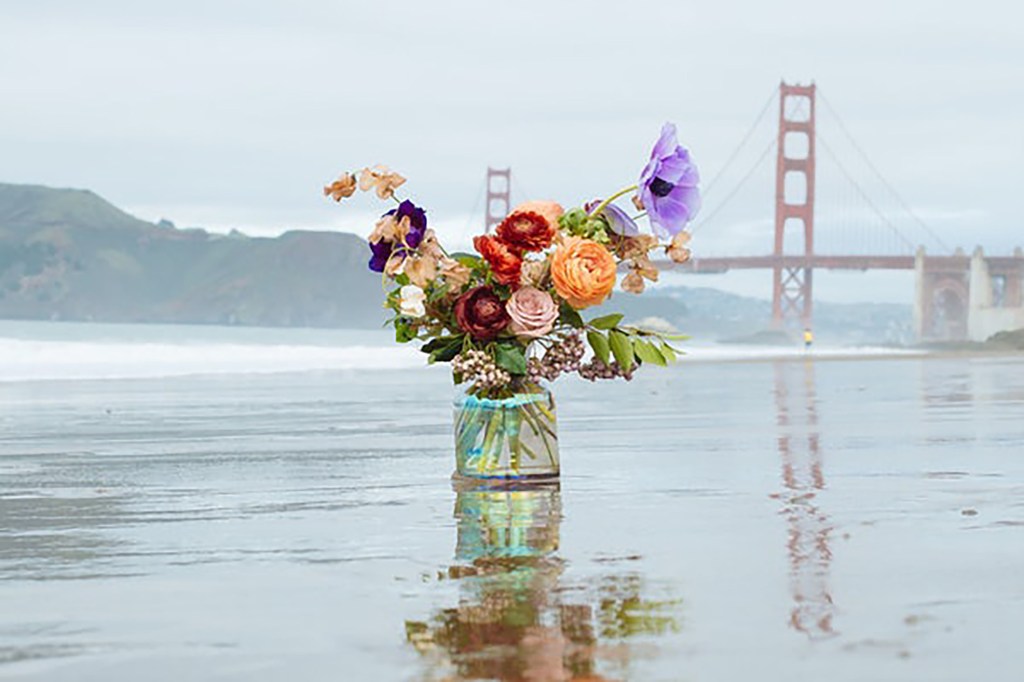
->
xmin=0 ymin=183 xmax=911 ymax=341
xmin=0 ymin=183 xmax=386 ymax=327
xmin=0 ymin=182 xmax=691 ymax=331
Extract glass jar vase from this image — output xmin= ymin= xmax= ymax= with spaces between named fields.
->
xmin=452 ymin=385 xmax=559 ymax=481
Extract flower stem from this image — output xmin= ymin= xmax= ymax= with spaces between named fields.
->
xmin=587 ymin=185 xmax=639 ymax=218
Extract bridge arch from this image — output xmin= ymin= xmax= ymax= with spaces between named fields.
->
xmin=926 ymin=277 xmax=968 ymax=341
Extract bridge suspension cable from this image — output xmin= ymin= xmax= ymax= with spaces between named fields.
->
xmin=456 ymin=172 xmax=488 ymax=246
xmin=815 ymin=132 xmax=916 ymax=253
xmin=818 ymin=89 xmax=952 ymax=254
xmin=692 ymin=136 xmax=776 ymax=237
xmin=701 ymin=85 xmax=779 ymax=199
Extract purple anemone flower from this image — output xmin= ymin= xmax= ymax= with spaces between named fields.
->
xmin=368 ymin=199 xmax=427 ymax=272
xmin=368 ymin=240 xmax=394 ymax=272
xmin=638 ymin=123 xmax=700 ymax=238
xmin=584 ymin=200 xmax=639 ymax=237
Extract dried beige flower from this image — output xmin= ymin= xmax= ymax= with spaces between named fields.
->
xmin=519 ymin=258 xmax=550 ymax=288
xmin=384 ymin=253 xmax=406 ymax=278
xmin=358 ymin=164 xmax=406 ymax=200
xmin=323 ymin=173 xmax=357 ymax=202
xmin=632 ymin=194 xmax=645 ymax=212
xmin=621 ymin=270 xmax=646 ymax=294
xmin=368 ymin=214 xmax=412 ymax=245
xmin=632 ymin=254 xmax=660 ymax=281
xmin=620 ymin=234 xmax=659 ymax=260
xmin=419 ymin=229 xmax=445 ymax=260
xmin=439 ymin=257 xmax=471 ymax=289
xmin=666 ymin=231 xmax=692 ymax=264
xmin=403 ymin=255 xmax=438 ymax=288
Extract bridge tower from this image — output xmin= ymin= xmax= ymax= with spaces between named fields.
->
xmin=772 ymin=82 xmax=817 ymax=328
xmin=485 ymin=167 xmax=511 ymax=233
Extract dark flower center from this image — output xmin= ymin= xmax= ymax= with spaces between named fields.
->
xmin=649 ymin=177 xmax=675 ymax=198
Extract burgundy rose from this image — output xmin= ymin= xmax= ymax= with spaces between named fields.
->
xmin=454 ymin=286 xmax=510 ymax=341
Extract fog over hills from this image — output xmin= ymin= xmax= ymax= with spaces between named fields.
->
xmin=0 ymin=183 xmax=909 ymax=342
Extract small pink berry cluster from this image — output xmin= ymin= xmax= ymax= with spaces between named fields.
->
xmin=578 ymin=357 xmax=635 ymax=382
xmin=526 ymin=333 xmax=586 ymax=383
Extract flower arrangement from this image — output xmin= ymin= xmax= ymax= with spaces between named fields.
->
xmin=324 ymin=123 xmax=699 ymax=478
xmin=324 ymin=123 xmax=698 ymax=398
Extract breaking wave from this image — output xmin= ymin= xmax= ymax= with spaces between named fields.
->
xmin=0 ymin=336 xmax=423 ymax=382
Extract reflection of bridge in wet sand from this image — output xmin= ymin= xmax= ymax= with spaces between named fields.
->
xmin=772 ymin=360 xmax=837 ymax=639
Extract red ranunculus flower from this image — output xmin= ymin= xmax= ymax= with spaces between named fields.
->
xmin=495 ymin=211 xmax=555 ymax=252
xmin=474 ymin=235 xmax=523 ymax=286
xmin=454 ymin=286 xmax=510 ymax=341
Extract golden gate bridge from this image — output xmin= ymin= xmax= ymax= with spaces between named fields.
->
xmin=483 ymin=82 xmax=1024 ymax=342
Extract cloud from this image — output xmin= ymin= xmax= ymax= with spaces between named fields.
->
xmin=1 ymin=0 xmax=1021 ymax=305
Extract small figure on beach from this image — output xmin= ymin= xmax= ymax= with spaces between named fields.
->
xmin=803 ymin=327 xmax=814 ymax=351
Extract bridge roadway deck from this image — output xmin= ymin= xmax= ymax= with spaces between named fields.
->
xmin=670 ymin=255 xmax=913 ymax=273
xmin=659 ymin=254 xmax=1024 ymax=274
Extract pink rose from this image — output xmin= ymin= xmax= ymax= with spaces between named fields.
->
xmin=506 ymin=287 xmax=558 ymax=338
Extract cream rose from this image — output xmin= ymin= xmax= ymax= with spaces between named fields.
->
xmin=398 ymin=284 xmax=427 ymax=318
xmin=506 ymin=286 xmax=558 ymax=338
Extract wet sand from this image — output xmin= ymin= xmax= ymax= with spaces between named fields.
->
xmin=1 ymin=356 xmax=1023 ymax=680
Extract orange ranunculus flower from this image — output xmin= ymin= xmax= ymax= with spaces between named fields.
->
xmin=474 ymin=235 xmax=523 ymax=286
xmin=512 ymin=200 xmax=564 ymax=231
xmin=495 ymin=211 xmax=555 ymax=252
xmin=550 ymin=237 xmax=617 ymax=309
xmin=496 ymin=200 xmax=563 ymax=252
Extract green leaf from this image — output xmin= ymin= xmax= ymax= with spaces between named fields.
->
xmin=394 ymin=273 xmax=411 ymax=286
xmin=658 ymin=341 xmax=677 ymax=364
xmin=395 ymin=319 xmax=416 ymax=343
xmin=609 ymin=329 xmax=633 ymax=372
xmin=423 ymin=334 xmax=465 ymax=363
xmin=658 ymin=333 xmax=692 ymax=341
xmin=427 ymin=281 xmax=449 ymax=302
xmin=559 ymin=301 xmax=584 ymax=329
xmin=588 ymin=313 xmax=623 ymax=330
xmin=430 ymin=342 xmax=463 ymax=364
xmin=634 ymin=339 xmax=666 ymax=366
xmin=587 ymin=330 xmax=611 ymax=365
xmin=451 ymin=252 xmax=482 ymax=268
xmin=494 ymin=344 xmax=528 ymax=375
xmin=420 ymin=336 xmax=452 ymax=354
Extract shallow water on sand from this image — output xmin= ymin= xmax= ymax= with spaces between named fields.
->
xmin=1 ymin=356 xmax=1023 ymax=680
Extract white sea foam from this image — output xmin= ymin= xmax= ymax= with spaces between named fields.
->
xmin=0 ymin=337 xmax=423 ymax=382
xmin=679 ymin=343 xmax=925 ymax=363
xmin=0 ymin=321 xmax=924 ymax=383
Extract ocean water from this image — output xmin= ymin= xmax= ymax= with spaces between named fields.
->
xmin=0 ymin=320 xmax=920 ymax=383
xmin=1 ymin=321 xmax=1022 ymax=681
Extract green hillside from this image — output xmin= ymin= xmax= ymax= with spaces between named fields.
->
xmin=0 ymin=183 xmax=386 ymax=328
xmin=0 ymin=182 xmax=912 ymax=341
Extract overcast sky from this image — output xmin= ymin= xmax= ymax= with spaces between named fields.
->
xmin=2 ymin=0 xmax=1021 ymax=303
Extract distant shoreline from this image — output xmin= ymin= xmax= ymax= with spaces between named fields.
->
xmin=681 ymin=347 xmax=1024 ymax=365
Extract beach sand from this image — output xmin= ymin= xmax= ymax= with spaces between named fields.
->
xmin=1 ymin=354 xmax=1023 ymax=680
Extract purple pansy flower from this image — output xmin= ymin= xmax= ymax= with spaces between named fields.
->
xmin=368 ymin=199 xmax=427 ymax=272
xmin=585 ymin=200 xmax=639 ymax=237
xmin=638 ymin=123 xmax=700 ymax=238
